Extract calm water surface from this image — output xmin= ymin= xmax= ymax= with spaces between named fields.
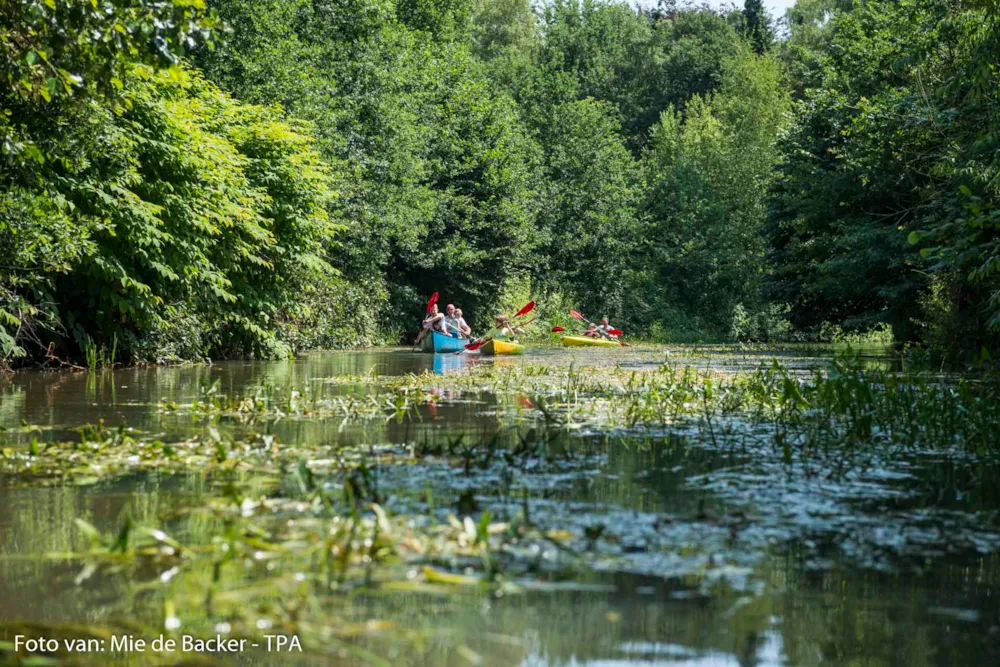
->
xmin=1 ymin=346 xmax=996 ymax=666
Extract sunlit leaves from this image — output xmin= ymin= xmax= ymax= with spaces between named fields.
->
xmin=1 ymin=64 xmax=341 ymax=363
xmin=639 ymin=49 xmax=790 ymax=337
xmin=535 ymin=97 xmax=640 ymax=321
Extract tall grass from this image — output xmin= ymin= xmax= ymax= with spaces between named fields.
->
xmin=83 ymin=333 xmax=118 ymax=371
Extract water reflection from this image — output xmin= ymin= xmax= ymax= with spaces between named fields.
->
xmin=433 ymin=352 xmax=470 ymax=374
xmin=0 ymin=345 xmax=897 ymax=434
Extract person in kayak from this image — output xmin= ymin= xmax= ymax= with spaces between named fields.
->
xmin=583 ymin=322 xmax=601 ymax=338
xmin=474 ymin=314 xmax=521 ymax=346
xmin=598 ymin=316 xmax=618 ymax=339
xmin=414 ymin=303 xmax=448 ymax=348
xmin=453 ymin=308 xmax=472 ymax=337
xmin=443 ymin=304 xmax=464 ymax=338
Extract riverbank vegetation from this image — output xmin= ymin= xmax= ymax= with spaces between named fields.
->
xmin=3 ymin=0 xmax=999 ymax=368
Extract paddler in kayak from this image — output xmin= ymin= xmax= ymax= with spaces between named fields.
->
xmin=443 ymin=304 xmax=473 ymax=339
xmin=414 ymin=302 xmax=448 ymax=348
xmin=472 ymin=314 xmax=522 ymax=347
xmin=598 ymin=316 xmax=618 ymax=340
xmin=582 ymin=316 xmax=616 ymax=340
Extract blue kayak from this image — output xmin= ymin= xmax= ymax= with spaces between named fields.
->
xmin=421 ymin=330 xmax=468 ymax=353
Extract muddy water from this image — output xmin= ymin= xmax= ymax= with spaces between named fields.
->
xmin=1 ymin=346 xmax=997 ymax=666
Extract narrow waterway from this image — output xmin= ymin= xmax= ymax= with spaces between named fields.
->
xmin=1 ymin=346 xmax=996 ymax=666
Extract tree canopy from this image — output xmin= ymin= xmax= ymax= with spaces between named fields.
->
xmin=3 ymin=0 xmax=999 ymax=365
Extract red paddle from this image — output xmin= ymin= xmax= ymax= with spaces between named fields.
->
xmin=463 ymin=339 xmax=489 ymax=352
xmin=551 ymin=326 xmax=566 ymax=333
xmin=514 ymin=301 xmax=535 ymax=318
xmin=425 ymin=292 xmax=439 ymax=314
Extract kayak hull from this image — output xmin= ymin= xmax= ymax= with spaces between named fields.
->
xmin=561 ymin=335 xmax=619 ymax=348
xmin=422 ymin=330 xmax=468 ymax=353
xmin=481 ymin=339 xmax=524 ymax=356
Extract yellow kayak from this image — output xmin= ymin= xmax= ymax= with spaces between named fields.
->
xmin=561 ymin=335 xmax=619 ymax=348
xmin=481 ymin=339 xmax=524 ymax=356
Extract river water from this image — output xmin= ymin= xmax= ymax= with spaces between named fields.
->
xmin=0 ymin=346 xmax=997 ymax=666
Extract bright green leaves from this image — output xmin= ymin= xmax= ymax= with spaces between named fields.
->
xmin=1 ymin=63 xmax=341 ymax=365
xmin=535 ymin=98 xmax=640 ymax=321
xmin=639 ymin=49 xmax=789 ymax=339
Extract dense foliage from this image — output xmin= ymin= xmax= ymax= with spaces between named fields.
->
xmin=2 ymin=63 xmax=343 ymax=362
xmin=769 ymin=0 xmax=1000 ymax=353
xmin=3 ymin=0 xmax=1000 ymax=366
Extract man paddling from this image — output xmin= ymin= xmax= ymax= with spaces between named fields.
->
xmin=569 ymin=309 xmax=625 ymax=345
xmin=443 ymin=304 xmax=469 ymax=339
xmin=597 ymin=316 xmax=618 ymax=340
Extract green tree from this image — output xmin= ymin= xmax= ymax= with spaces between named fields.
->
xmin=742 ymin=0 xmax=772 ymax=54
xmin=638 ymin=50 xmax=789 ymax=339
xmin=777 ymin=0 xmax=855 ymax=96
xmin=197 ymin=0 xmax=541 ymax=333
xmin=0 ymin=0 xmax=218 ymax=104
xmin=508 ymin=1 xmax=744 ymax=149
xmin=767 ymin=0 xmax=1000 ymax=352
xmin=470 ymin=0 xmax=537 ymax=63
xmin=385 ymin=51 xmax=541 ymax=325
xmin=1 ymin=65 xmax=343 ymax=363
xmin=534 ymin=98 xmax=640 ymax=320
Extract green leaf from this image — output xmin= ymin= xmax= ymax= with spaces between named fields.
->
xmin=74 ymin=519 xmax=104 ymax=548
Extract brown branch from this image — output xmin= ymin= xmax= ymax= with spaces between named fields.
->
xmin=41 ymin=341 xmax=86 ymax=372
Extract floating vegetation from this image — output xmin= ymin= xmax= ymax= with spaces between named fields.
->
xmin=156 ymin=377 xmax=427 ymax=425
xmin=158 ymin=355 xmax=1000 ymax=456
xmin=2 ymin=349 xmax=1000 ymax=664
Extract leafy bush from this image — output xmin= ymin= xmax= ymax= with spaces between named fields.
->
xmin=1 ymin=64 xmax=345 ymax=365
xmin=280 ymin=274 xmax=390 ymax=350
xmin=769 ymin=0 xmax=1000 ymax=352
xmin=637 ymin=49 xmax=790 ymax=337
xmin=730 ymin=303 xmax=793 ymax=343
xmin=533 ymin=98 xmax=640 ymax=322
